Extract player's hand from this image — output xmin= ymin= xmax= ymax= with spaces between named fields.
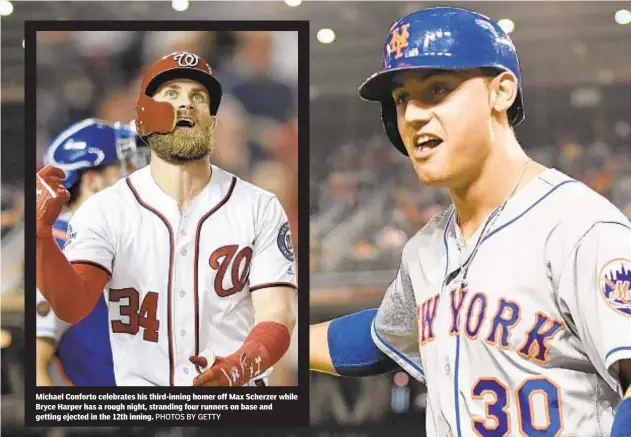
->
xmin=190 ymin=352 xmax=255 ymax=387
xmin=36 ymin=165 xmax=70 ymax=238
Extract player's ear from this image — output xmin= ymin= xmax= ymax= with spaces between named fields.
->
xmin=209 ymin=115 xmax=218 ymax=133
xmin=489 ymin=71 xmax=518 ymax=116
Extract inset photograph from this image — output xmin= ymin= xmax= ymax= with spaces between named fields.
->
xmin=35 ymin=30 xmax=299 ymax=389
xmin=27 ymin=21 xmax=308 ymax=429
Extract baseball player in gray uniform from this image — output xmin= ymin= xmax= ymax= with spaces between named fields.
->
xmin=310 ymin=7 xmax=631 ymax=437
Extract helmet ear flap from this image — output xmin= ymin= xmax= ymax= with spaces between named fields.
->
xmin=135 ymin=94 xmax=177 ymax=137
xmin=381 ymin=100 xmax=408 ymax=156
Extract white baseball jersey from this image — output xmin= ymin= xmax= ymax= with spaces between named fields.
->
xmin=63 ymin=165 xmax=297 ymax=386
xmin=372 ymin=169 xmax=631 ymax=437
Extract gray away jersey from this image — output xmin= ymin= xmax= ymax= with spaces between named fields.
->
xmin=372 ymin=169 xmax=631 ymax=437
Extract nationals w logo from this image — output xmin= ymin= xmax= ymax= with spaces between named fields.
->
xmin=173 ymin=52 xmax=200 ymax=67
xmin=209 ymin=245 xmax=253 ymax=297
xmin=389 ymin=23 xmax=410 ymax=59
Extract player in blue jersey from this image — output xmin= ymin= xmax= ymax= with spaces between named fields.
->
xmin=36 ymin=118 xmax=148 ymax=386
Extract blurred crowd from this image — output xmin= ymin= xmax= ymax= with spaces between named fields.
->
xmin=310 ymin=99 xmax=631 ymax=273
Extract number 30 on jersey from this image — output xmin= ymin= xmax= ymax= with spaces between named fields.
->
xmin=472 ymin=376 xmax=562 ymax=437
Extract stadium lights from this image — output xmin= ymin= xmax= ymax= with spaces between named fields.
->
xmin=1 ymin=329 xmax=12 ymax=349
xmin=172 ymin=0 xmax=189 ymax=12
xmin=22 ymin=39 xmax=24 ymax=49
xmin=497 ymin=18 xmax=515 ymax=34
xmin=284 ymin=0 xmax=302 ymax=7
xmin=317 ymin=28 xmax=336 ymax=44
xmin=615 ymin=9 xmax=631 ymax=25
xmin=0 ymin=0 xmax=14 ymax=16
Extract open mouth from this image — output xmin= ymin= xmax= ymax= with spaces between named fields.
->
xmin=411 ymin=135 xmax=443 ymax=158
xmin=176 ymin=118 xmax=195 ymax=128
xmin=416 ymin=138 xmax=443 ymax=150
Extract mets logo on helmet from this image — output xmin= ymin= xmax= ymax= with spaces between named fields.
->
xmin=388 ymin=23 xmax=410 ymax=60
xmin=174 ymin=52 xmax=200 ymax=68
xmin=599 ymin=258 xmax=631 ymax=317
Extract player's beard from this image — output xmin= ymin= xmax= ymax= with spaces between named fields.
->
xmin=147 ymin=121 xmax=215 ymax=164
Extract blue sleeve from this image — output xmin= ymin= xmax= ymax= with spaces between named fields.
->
xmin=328 ymin=309 xmax=400 ymax=376
xmin=611 ymin=397 xmax=631 ymax=437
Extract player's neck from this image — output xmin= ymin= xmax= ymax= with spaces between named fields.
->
xmin=450 ymin=142 xmax=543 ymax=242
xmin=68 ymin=191 xmax=92 ymax=214
xmin=67 ymin=200 xmax=80 ymax=214
xmin=150 ymin=154 xmax=212 ymax=210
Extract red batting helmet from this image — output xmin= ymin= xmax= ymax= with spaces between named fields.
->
xmin=135 ymin=51 xmax=223 ymax=137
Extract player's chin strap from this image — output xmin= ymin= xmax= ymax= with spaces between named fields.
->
xmin=611 ymin=397 xmax=631 ymax=437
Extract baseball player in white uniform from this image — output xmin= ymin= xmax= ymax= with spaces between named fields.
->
xmin=310 ymin=7 xmax=631 ymax=437
xmin=36 ymin=52 xmax=297 ymax=387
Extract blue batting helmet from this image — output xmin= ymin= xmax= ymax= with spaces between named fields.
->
xmin=44 ymin=118 xmax=143 ymax=189
xmin=358 ymin=6 xmax=525 ymax=155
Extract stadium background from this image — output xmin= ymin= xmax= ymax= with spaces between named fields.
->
xmin=2 ymin=1 xmax=631 ymax=437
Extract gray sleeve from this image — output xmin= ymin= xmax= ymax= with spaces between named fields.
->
xmin=371 ymin=255 xmax=425 ymax=382
xmin=555 ymin=221 xmax=631 ymax=394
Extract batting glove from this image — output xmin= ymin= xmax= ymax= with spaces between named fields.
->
xmin=36 ymin=165 xmax=70 ymax=238
xmin=190 ymin=352 xmax=256 ymax=387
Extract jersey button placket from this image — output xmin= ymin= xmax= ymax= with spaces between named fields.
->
xmin=439 ymin=273 xmax=459 ymax=435
xmin=178 ymin=213 xmax=189 ymax=256
xmin=173 ymin=213 xmax=194 ymax=382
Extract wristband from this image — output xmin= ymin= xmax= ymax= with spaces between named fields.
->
xmin=328 ymin=309 xmax=399 ymax=376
